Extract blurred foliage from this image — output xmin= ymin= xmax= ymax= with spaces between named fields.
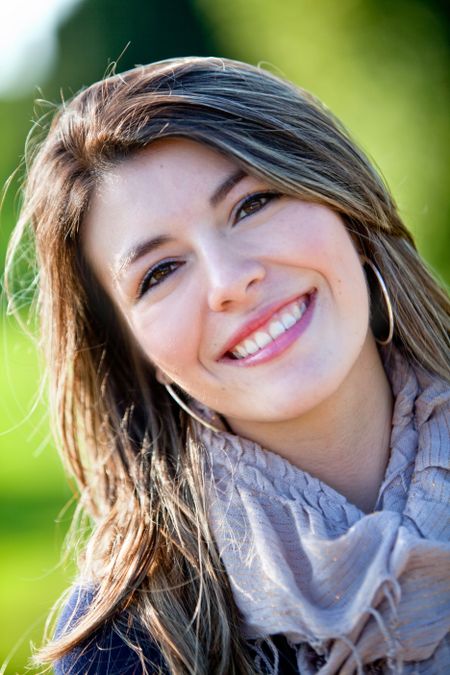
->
xmin=0 ymin=319 xmax=74 ymax=672
xmin=1 ymin=0 xmax=448 ymax=672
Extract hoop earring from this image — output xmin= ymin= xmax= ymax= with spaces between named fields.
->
xmin=164 ymin=384 xmax=222 ymax=434
xmin=362 ymin=258 xmax=394 ymax=346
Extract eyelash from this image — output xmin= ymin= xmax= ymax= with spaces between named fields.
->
xmin=137 ymin=259 xmax=183 ymax=298
xmin=137 ymin=191 xmax=281 ymax=299
xmin=234 ymin=191 xmax=280 ymax=223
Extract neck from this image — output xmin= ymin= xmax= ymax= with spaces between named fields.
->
xmin=226 ymin=337 xmax=393 ymax=513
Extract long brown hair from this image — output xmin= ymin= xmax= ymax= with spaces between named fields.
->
xmin=6 ymin=56 xmax=450 ymax=674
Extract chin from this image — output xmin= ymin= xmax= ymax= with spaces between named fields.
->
xmin=268 ymin=367 xmax=352 ymax=419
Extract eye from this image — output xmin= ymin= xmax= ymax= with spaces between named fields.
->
xmin=137 ymin=259 xmax=184 ymax=299
xmin=234 ymin=191 xmax=280 ymax=223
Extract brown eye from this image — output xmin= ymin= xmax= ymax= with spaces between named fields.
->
xmin=138 ymin=260 xmax=183 ymax=298
xmin=234 ymin=192 xmax=280 ymax=223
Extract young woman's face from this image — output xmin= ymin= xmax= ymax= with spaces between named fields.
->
xmin=83 ymin=139 xmax=372 ymax=426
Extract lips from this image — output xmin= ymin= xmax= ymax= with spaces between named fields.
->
xmin=220 ymin=290 xmax=315 ymax=362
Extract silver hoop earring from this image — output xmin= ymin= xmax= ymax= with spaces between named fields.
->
xmin=164 ymin=384 xmax=222 ymax=434
xmin=363 ymin=258 xmax=394 ymax=346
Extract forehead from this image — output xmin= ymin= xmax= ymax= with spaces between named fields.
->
xmin=97 ymin=138 xmax=237 ymax=204
xmin=81 ymin=138 xmax=241 ymax=286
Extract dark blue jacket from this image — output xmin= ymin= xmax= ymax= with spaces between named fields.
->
xmin=54 ymin=587 xmax=300 ymax=674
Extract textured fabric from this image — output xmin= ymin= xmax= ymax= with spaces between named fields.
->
xmin=198 ymin=349 xmax=450 ymax=673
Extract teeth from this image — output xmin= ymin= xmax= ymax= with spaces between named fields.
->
xmin=234 ymin=344 xmax=248 ymax=358
xmin=243 ymin=338 xmax=259 ymax=355
xmin=229 ymin=295 xmax=310 ymax=360
xmin=292 ymin=303 xmax=302 ymax=319
xmin=269 ymin=320 xmax=286 ymax=339
xmin=281 ymin=312 xmax=296 ymax=329
xmin=254 ymin=331 xmax=273 ymax=349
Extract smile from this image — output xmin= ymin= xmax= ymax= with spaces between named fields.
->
xmin=222 ymin=290 xmax=316 ymax=366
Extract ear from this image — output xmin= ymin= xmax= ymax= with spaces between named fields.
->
xmin=155 ymin=368 xmax=170 ymax=386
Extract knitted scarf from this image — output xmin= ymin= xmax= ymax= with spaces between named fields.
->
xmin=195 ymin=349 xmax=450 ymax=673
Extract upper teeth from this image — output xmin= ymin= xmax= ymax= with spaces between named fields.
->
xmin=230 ymin=298 xmax=308 ymax=359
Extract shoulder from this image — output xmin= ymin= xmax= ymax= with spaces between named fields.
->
xmin=54 ymin=588 xmax=300 ymax=674
xmin=54 ymin=586 xmax=167 ymax=674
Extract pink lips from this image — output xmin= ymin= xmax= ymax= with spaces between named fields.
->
xmin=219 ymin=290 xmax=316 ymax=367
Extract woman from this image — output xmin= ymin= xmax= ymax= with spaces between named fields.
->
xmin=7 ymin=56 xmax=450 ymax=674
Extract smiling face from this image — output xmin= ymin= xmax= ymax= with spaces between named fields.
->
xmin=83 ymin=138 xmax=373 ymax=432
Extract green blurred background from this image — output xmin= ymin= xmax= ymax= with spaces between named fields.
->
xmin=1 ymin=0 xmax=448 ymax=672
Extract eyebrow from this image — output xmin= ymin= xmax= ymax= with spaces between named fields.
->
xmin=115 ymin=234 xmax=173 ymax=279
xmin=210 ymin=169 xmax=247 ymax=206
xmin=116 ymin=169 xmax=248 ymax=278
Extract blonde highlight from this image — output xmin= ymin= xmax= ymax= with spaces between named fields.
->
xmin=5 ymin=56 xmax=449 ymax=674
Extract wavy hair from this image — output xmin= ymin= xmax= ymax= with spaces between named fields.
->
xmin=6 ymin=56 xmax=450 ymax=674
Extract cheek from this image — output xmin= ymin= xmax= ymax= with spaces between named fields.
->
xmin=260 ymin=205 xmax=338 ymax=267
xmin=309 ymin=221 xmax=366 ymax=301
xmin=127 ymin=305 xmax=199 ymax=379
xmin=297 ymin=219 xmax=370 ymax=337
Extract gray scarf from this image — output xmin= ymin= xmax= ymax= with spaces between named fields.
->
xmin=196 ymin=350 xmax=450 ymax=673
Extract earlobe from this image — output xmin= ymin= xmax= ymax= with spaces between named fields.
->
xmin=155 ymin=368 xmax=171 ymax=386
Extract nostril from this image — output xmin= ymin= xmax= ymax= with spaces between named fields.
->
xmin=203 ymin=246 xmax=266 ymax=313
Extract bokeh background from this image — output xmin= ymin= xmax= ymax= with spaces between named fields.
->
xmin=1 ymin=0 xmax=449 ymax=672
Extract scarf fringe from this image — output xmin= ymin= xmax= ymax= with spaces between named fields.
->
xmin=201 ymin=350 xmax=450 ymax=673
xmin=251 ymin=637 xmax=279 ymax=675
xmin=293 ymin=580 xmax=404 ymax=674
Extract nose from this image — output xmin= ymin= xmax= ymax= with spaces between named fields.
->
xmin=203 ymin=243 xmax=266 ymax=312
